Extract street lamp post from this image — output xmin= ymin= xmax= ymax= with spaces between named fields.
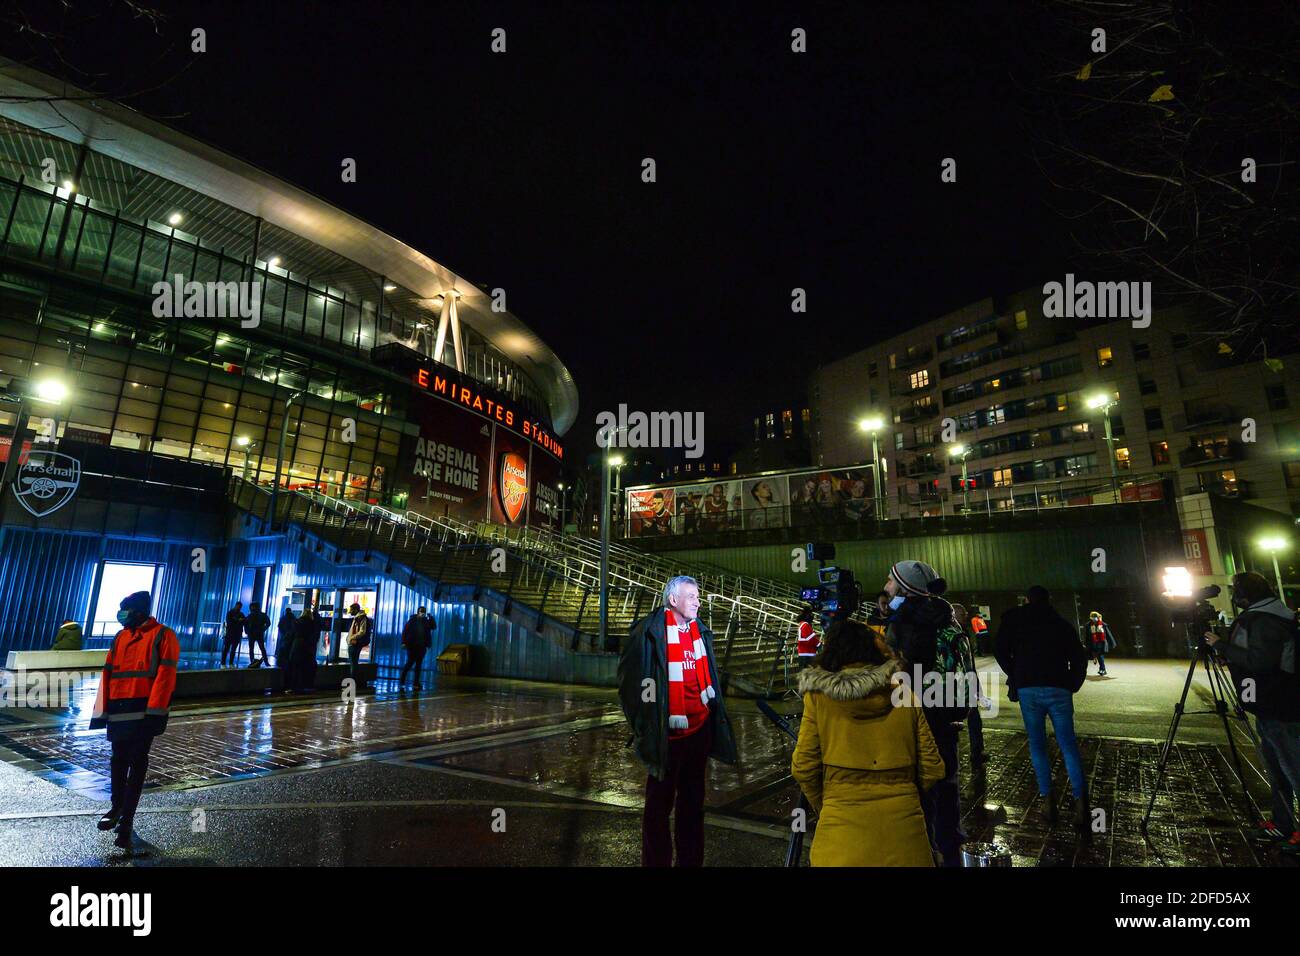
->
xmin=951 ymin=443 xmax=971 ymax=512
xmin=268 ymin=390 xmax=304 ymax=531
xmin=598 ymin=427 xmax=624 ymax=653
xmin=235 ymin=435 xmax=259 ymax=482
xmin=557 ymin=481 xmax=567 ymax=532
xmin=1087 ymin=393 xmax=1119 ymax=484
xmin=1258 ymin=536 xmax=1289 ymax=602
xmin=858 ymin=416 xmax=885 ymax=518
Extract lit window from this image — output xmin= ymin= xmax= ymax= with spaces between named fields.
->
xmin=889 ymin=353 xmax=897 ymax=370
xmin=782 ymin=409 xmax=794 ymax=438
xmin=1015 ymin=309 xmax=1028 ymax=331
xmin=909 ymin=370 xmax=930 ymax=389
xmin=1097 ymin=346 xmax=1114 ymax=368
xmin=989 ymin=378 xmax=1001 ymax=390
xmin=1115 ymin=447 xmax=1131 ymax=470
xmin=993 ymin=467 xmax=1013 ymax=488
xmin=801 ymin=408 xmax=811 ymax=425
xmin=1152 ymin=441 xmax=1170 ymax=465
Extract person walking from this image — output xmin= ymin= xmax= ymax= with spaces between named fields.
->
xmin=792 ymin=619 xmax=945 ymax=866
xmin=346 ymin=602 xmax=373 ymax=693
xmin=619 ymin=575 xmax=738 ymax=866
xmin=1086 ymin=611 xmax=1116 ymax=676
xmin=994 ymin=585 xmax=1090 ymax=829
xmin=1205 ymin=572 xmax=1300 ymax=857
xmin=884 ymin=559 xmax=972 ymax=866
xmin=286 ymin=607 xmax=320 ymax=693
xmin=400 ymin=606 xmax=436 ymax=689
xmin=221 ymin=602 xmax=245 ymax=667
xmin=795 ymin=607 xmax=820 ymax=669
xmin=276 ymin=607 xmax=296 ymax=669
xmin=951 ymin=604 xmax=988 ymax=768
xmin=89 ymin=591 xmax=178 ymax=852
xmin=244 ymin=601 xmax=271 ymax=668
xmin=50 ymin=619 xmax=83 ymax=651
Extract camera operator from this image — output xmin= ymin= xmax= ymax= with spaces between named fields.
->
xmin=1204 ymin=572 xmax=1300 ymax=855
xmin=884 ymin=559 xmax=968 ymax=866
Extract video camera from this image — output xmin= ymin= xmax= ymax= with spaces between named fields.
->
xmin=799 ymin=542 xmax=862 ymax=627
xmin=1161 ymin=568 xmax=1222 ymax=636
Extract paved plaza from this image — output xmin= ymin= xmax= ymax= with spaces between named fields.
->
xmin=0 ymin=658 xmax=1292 ymax=866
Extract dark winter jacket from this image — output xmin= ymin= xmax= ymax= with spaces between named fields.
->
xmin=888 ymin=594 xmax=970 ymax=726
xmin=994 ymin=602 xmax=1088 ymax=693
xmin=224 ymin=608 xmax=245 ymax=641
xmin=402 ymin=613 xmax=435 ymax=649
xmin=244 ymin=610 xmax=270 ymax=639
xmin=619 ymin=608 xmax=738 ymax=780
xmin=1222 ymin=598 xmax=1300 ymax=721
xmin=276 ymin=612 xmax=296 ymax=666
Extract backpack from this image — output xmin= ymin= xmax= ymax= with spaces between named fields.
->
xmin=933 ymin=621 xmax=975 ymax=677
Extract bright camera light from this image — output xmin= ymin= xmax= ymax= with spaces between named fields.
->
xmin=858 ymin=416 xmax=885 ymax=432
xmin=1086 ymin=394 xmax=1109 ymax=410
xmin=1162 ymin=566 xmax=1193 ymax=598
xmin=1258 ymin=536 xmax=1288 ymax=552
xmin=168 ymin=212 xmax=183 ymax=226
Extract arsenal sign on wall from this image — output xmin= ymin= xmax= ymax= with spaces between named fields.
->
xmin=400 ymin=386 xmax=562 ymax=528
xmin=497 ymin=452 xmax=528 ymax=523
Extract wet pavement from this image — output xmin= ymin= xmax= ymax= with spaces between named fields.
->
xmin=0 ymin=658 xmax=1293 ymax=866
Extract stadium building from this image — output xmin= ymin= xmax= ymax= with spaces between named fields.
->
xmin=0 ymin=63 xmax=577 ymax=668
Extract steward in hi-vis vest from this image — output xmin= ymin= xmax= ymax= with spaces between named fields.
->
xmin=89 ymin=590 xmax=179 ymax=852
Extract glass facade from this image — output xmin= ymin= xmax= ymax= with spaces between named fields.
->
xmin=0 ymin=162 xmax=559 ymax=502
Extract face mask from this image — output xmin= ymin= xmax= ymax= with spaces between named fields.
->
xmin=889 ymin=595 xmax=906 ymax=611
xmin=116 ymin=608 xmax=133 ymax=626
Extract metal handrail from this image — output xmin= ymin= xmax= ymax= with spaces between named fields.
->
xmin=227 ymin=476 xmax=802 ymax=690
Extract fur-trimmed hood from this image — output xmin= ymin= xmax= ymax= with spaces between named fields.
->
xmin=797 ymin=661 xmax=899 ymax=701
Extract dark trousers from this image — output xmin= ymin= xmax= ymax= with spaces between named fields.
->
xmin=967 ymin=706 xmax=985 ymax=760
xmin=642 ymin=722 xmax=713 ymax=867
xmin=247 ymin=634 xmax=267 ymax=665
xmin=110 ymin=735 xmax=155 ymax=830
xmin=348 ymin=642 xmax=366 ymax=689
xmin=921 ymin=717 xmax=964 ymax=866
xmin=400 ymin=646 xmax=427 ymax=685
xmin=221 ymin=637 xmax=240 ymax=666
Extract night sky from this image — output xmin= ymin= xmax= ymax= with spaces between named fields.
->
xmin=4 ymin=0 xmax=1075 ymax=463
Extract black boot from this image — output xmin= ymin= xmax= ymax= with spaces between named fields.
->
xmin=97 ymin=809 xmax=121 ymax=832
xmin=1041 ymin=790 xmax=1059 ymax=825
xmin=113 ymin=826 xmax=134 ymax=851
xmin=1074 ymin=790 xmax=1091 ymax=830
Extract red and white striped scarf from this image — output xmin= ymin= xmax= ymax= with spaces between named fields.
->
xmin=665 ymin=608 xmax=715 ymax=730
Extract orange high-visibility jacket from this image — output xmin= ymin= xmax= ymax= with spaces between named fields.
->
xmin=89 ymin=617 xmax=179 ymax=741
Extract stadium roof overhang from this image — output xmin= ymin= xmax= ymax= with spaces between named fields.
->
xmin=0 ymin=61 xmax=578 ymax=434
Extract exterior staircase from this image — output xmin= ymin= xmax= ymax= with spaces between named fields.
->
xmin=229 ymin=479 xmax=808 ymax=696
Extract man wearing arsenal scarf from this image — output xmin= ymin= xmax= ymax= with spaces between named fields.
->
xmin=619 ymin=575 xmax=738 ymax=866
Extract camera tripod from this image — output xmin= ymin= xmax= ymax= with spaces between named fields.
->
xmin=756 ymin=699 xmax=809 ymax=866
xmin=1139 ymin=629 xmax=1260 ymax=833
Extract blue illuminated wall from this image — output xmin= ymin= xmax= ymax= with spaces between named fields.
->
xmin=0 ymin=524 xmax=615 ymax=686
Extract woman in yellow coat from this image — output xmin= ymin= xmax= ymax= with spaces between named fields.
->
xmin=792 ymin=618 xmax=946 ymax=866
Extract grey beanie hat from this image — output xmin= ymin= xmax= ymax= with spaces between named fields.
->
xmin=890 ymin=560 xmax=946 ymax=597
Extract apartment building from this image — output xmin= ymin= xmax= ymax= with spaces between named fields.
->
xmin=811 ymin=288 xmax=1300 ymax=518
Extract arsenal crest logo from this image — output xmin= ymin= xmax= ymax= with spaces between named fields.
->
xmin=13 ymin=450 xmax=81 ymax=517
xmin=498 ymin=452 xmax=528 ymax=523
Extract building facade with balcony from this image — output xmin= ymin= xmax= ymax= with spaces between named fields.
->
xmin=811 ymin=287 xmax=1300 ymax=520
